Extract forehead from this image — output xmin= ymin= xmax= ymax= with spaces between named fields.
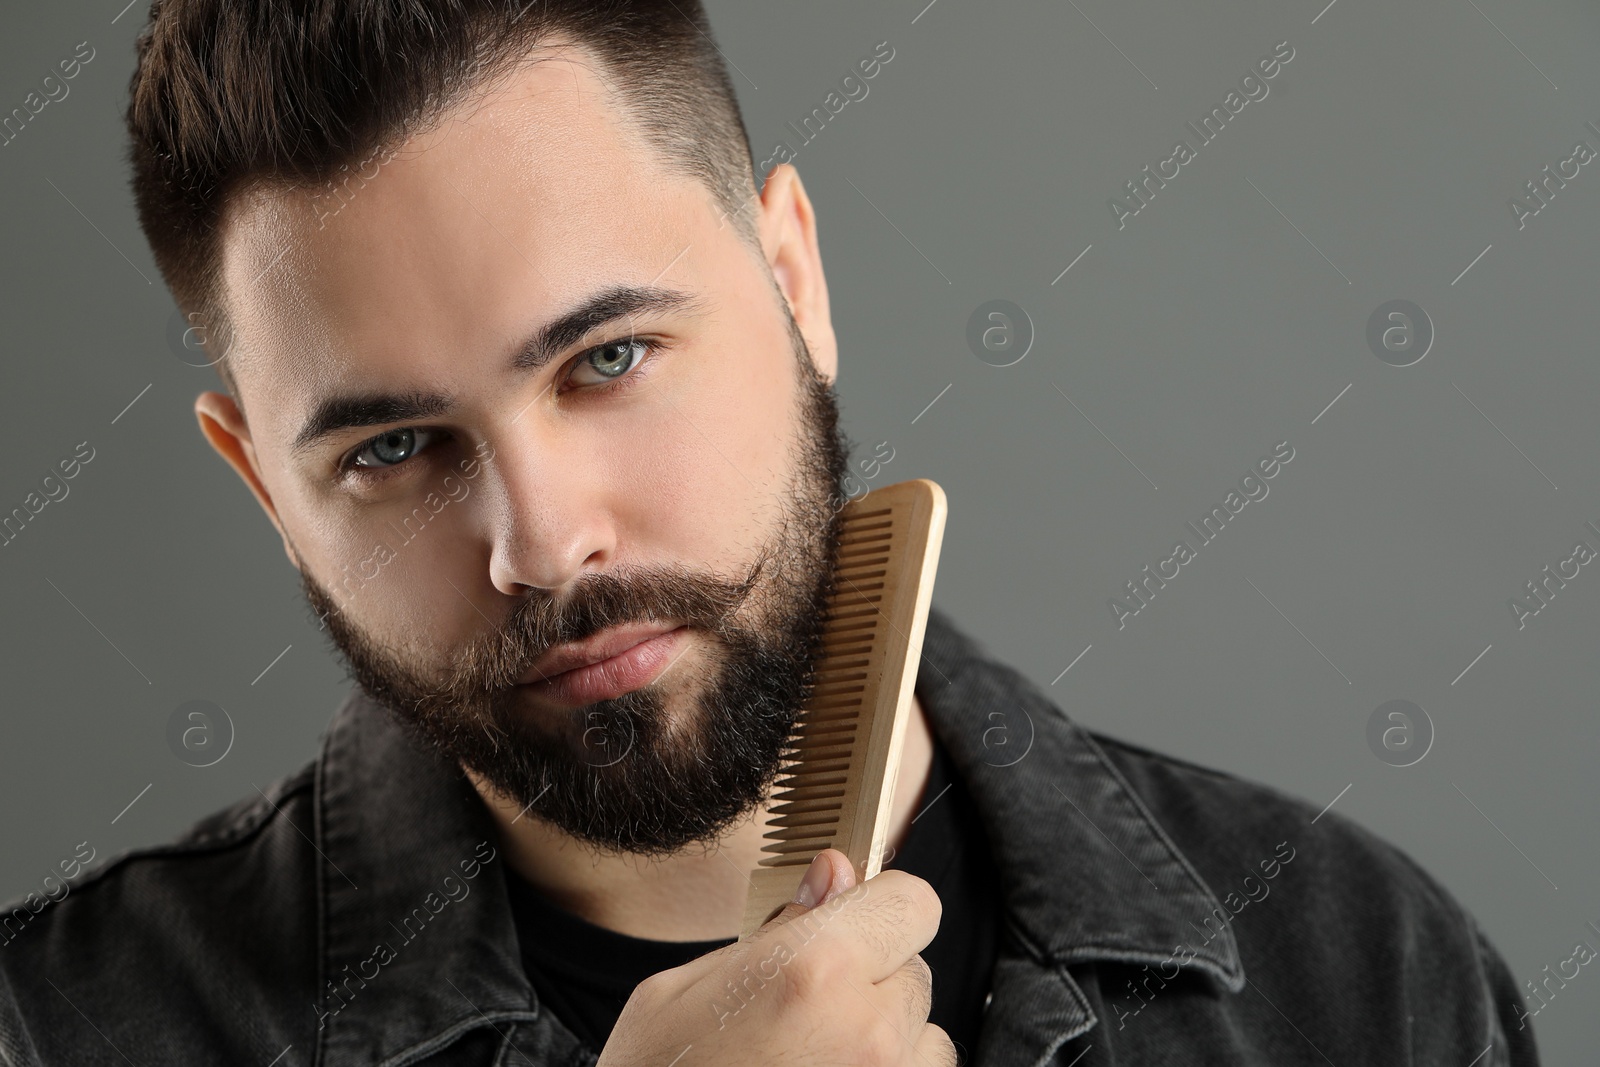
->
xmin=215 ymin=42 xmax=716 ymax=408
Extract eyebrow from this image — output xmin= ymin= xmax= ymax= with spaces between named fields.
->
xmin=291 ymin=285 xmax=703 ymax=455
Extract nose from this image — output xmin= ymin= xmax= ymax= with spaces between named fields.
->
xmin=480 ymin=429 xmax=616 ymax=596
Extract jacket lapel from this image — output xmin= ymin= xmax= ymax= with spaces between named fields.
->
xmin=313 ymin=691 xmax=552 ymax=1066
xmin=914 ymin=607 xmax=1245 ymax=1064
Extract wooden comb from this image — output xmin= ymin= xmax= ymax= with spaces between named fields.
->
xmin=739 ymin=478 xmax=947 ymax=936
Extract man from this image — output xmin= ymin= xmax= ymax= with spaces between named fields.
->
xmin=0 ymin=2 xmax=1537 ymax=1065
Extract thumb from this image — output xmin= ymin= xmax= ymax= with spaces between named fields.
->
xmin=759 ymin=848 xmax=858 ymax=929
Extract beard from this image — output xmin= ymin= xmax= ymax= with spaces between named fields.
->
xmin=299 ymin=316 xmax=852 ymax=858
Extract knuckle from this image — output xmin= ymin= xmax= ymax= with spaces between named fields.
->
xmin=907 ymin=954 xmax=934 ymax=1017
xmin=778 ymin=942 xmax=844 ymax=1007
xmin=923 ymin=1023 xmax=959 ymax=1067
xmin=630 ymin=969 xmax=675 ymax=1005
xmin=850 ymin=884 xmax=927 ymax=960
xmin=900 ymin=872 xmax=942 ymax=924
xmin=861 ymin=1018 xmax=902 ymax=1066
xmin=867 ymin=870 xmax=940 ymax=925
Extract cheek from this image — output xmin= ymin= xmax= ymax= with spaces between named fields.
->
xmin=292 ymin=487 xmax=482 ymax=653
xmin=652 ymin=337 xmax=796 ymax=543
xmin=607 ymin=333 xmax=798 ymax=565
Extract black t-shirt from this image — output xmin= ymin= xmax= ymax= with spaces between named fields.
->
xmin=504 ymin=735 xmax=1002 ymax=1063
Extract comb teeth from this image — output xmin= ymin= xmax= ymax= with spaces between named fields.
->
xmin=740 ymin=480 xmax=946 ymax=934
xmin=755 ymin=504 xmax=896 ymax=868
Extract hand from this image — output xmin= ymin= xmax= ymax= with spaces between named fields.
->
xmin=596 ymin=848 xmax=954 ymax=1067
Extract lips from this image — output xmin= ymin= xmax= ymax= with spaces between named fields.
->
xmin=516 ymin=623 xmax=686 ymax=706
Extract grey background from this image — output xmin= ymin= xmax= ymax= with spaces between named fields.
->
xmin=2 ymin=0 xmax=1596 ymax=1060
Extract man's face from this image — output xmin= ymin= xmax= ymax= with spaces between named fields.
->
xmin=207 ymin=44 xmax=851 ymax=855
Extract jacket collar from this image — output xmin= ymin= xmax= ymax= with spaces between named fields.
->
xmin=313 ymin=688 xmax=547 ymax=1067
xmin=311 ymin=606 xmax=1243 ymax=1066
xmin=913 ymin=606 xmax=1246 ymax=1063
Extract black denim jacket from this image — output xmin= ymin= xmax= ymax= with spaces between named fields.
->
xmin=0 ymin=607 xmax=1538 ymax=1066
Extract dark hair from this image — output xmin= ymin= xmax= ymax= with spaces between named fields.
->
xmin=126 ymin=0 xmax=762 ymax=395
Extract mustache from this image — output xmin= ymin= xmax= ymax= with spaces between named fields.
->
xmin=452 ymin=550 xmax=776 ymax=692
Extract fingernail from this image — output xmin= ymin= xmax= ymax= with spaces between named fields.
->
xmin=793 ymin=852 xmax=831 ymax=908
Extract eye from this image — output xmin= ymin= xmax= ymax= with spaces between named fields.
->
xmin=567 ymin=338 xmax=652 ymax=387
xmin=346 ymin=427 xmax=440 ymax=473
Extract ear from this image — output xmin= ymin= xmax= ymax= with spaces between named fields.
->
xmin=757 ymin=165 xmax=838 ymax=384
xmin=194 ymin=391 xmax=300 ymax=570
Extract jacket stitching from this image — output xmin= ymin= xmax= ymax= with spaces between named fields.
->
xmin=373 ymin=1010 xmax=542 ymax=1067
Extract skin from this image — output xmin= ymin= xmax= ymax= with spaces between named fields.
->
xmin=191 ymin=41 xmax=935 ymax=943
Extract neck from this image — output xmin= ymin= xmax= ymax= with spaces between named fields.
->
xmin=467 ymin=693 xmax=937 ymax=942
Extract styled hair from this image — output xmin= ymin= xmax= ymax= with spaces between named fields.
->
xmin=126 ymin=0 xmax=762 ymax=394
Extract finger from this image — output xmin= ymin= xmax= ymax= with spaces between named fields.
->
xmin=814 ymin=848 xmax=858 ymax=902
xmin=830 ymin=958 xmax=937 ymax=1067
xmin=759 ymin=867 xmax=942 ymax=984
xmin=872 ymin=952 xmax=934 ymax=1034
xmin=759 ymin=848 xmax=859 ymax=931
xmin=911 ymin=1022 xmax=959 ymax=1067
xmin=838 ymin=868 xmax=943 ymax=981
